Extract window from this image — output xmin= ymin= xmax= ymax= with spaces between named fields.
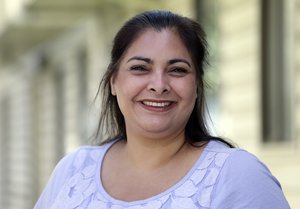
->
xmin=261 ymin=0 xmax=293 ymax=142
xmin=0 ymin=97 xmax=10 ymax=208
xmin=54 ymin=68 xmax=66 ymax=158
xmin=195 ymin=0 xmax=222 ymax=134
xmin=76 ymin=47 xmax=89 ymax=143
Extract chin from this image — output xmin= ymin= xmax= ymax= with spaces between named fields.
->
xmin=140 ymin=123 xmax=181 ymax=137
xmin=142 ymin=125 xmax=167 ymax=132
xmin=138 ymin=122 xmax=166 ymax=132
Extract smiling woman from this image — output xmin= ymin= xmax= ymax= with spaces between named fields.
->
xmin=33 ymin=10 xmax=291 ymax=209
xmin=110 ymin=29 xmax=197 ymax=139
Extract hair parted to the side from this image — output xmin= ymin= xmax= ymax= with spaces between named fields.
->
xmin=95 ymin=10 xmax=233 ymax=147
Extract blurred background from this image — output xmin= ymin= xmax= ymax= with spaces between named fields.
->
xmin=0 ymin=0 xmax=299 ymax=208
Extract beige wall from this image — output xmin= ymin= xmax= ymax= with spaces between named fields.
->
xmin=295 ymin=0 xmax=300 ymax=143
xmin=217 ymin=0 xmax=300 ymax=208
xmin=218 ymin=0 xmax=261 ymax=152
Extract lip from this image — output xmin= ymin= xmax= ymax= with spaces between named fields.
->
xmin=139 ymin=99 xmax=176 ymax=112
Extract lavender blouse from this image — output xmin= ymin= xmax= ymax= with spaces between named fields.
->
xmin=34 ymin=140 xmax=290 ymax=209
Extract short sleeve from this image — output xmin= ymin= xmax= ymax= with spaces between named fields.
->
xmin=210 ymin=150 xmax=291 ymax=209
xmin=33 ymin=149 xmax=79 ymax=209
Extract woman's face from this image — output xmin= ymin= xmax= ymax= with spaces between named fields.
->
xmin=111 ymin=29 xmax=197 ymax=139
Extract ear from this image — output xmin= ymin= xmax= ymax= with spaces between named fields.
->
xmin=110 ymin=76 xmax=116 ymax=96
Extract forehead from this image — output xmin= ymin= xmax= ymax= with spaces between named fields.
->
xmin=122 ymin=29 xmax=192 ymax=61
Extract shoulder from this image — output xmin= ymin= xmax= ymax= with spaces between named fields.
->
xmin=205 ymin=140 xmax=275 ymax=177
xmin=205 ymin=141 xmax=290 ymax=209
xmin=43 ymin=144 xmax=109 ymax=190
xmin=206 ymin=141 xmax=281 ymax=192
xmin=54 ymin=145 xmax=107 ymax=174
xmin=34 ymin=144 xmax=111 ymax=209
xmin=209 ymin=144 xmax=279 ymax=187
xmin=225 ymin=149 xmax=273 ymax=177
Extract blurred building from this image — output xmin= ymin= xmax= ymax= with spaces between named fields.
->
xmin=212 ymin=1 xmax=300 ymax=207
xmin=0 ymin=0 xmax=299 ymax=209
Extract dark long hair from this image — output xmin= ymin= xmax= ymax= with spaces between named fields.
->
xmin=95 ymin=10 xmax=233 ymax=147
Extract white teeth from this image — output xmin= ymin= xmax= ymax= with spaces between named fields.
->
xmin=142 ymin=101 xmax=171 ymax=107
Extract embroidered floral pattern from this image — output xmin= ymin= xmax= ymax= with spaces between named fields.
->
xmin=50 ymin=143 xmax=230 ymax=209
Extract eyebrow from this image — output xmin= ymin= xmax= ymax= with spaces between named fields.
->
xmin=168 ymin=59 xmax=191 ymax=68
xmin=127 ymin=56 xmax=152 ymax=63
xmin=127 ymin=56 xmax=191 ymax=68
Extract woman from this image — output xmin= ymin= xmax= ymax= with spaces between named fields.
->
xmin=34 ymin=10 xmax=290 ymax=209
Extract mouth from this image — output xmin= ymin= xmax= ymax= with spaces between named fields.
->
xmin=139 ymin=100 xmax=175 ymax=112
xmin=141 ymin=101 xmax=173 ymax=107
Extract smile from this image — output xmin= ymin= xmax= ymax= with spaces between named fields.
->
xmin=141 ymin=101 xmax=172 ymax=107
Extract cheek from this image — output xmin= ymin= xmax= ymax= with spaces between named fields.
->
xmin=174 ymin=79 xmax=198 ymax=100
xmin=114 ymin=76 xmax=146 ymax=101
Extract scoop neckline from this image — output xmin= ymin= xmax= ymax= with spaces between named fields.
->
xmin=94 ymin=139 xmax=212 ymax=207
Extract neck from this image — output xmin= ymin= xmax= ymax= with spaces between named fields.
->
xmin=122 ymin=131 xmax=187 ymax=170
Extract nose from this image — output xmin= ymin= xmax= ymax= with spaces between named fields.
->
xmin=147 ymin=71 xmax=170 ymax=94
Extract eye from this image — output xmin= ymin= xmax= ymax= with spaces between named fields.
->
xmin=169 ymin=67 xmax=188 ymax=75
xmin=129 ymin=65 xmax=148 ymax=72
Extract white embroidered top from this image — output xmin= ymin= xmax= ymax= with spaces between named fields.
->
xmin=34 ymin=140 xmax=290 ymax=209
